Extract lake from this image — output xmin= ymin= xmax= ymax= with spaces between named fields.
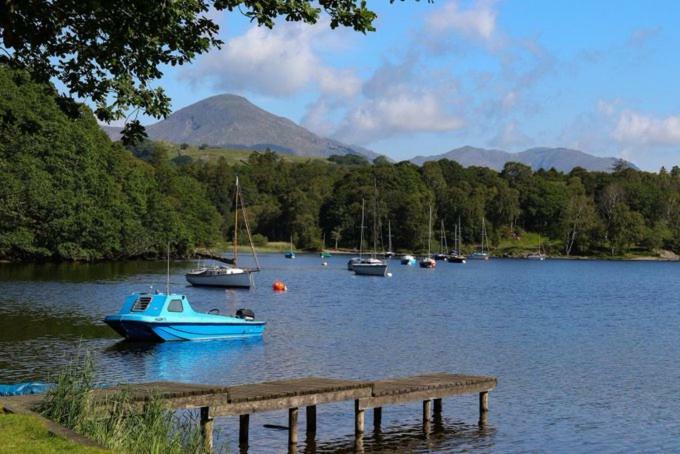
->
xmin=1 ymin=255 xmax=679 ymax=453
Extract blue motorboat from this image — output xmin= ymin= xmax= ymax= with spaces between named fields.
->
xmin=104 ymin=292 xmax=265 ymax=342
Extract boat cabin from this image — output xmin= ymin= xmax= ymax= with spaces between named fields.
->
xmin=116 ymin=292 xmax=202 ymax=318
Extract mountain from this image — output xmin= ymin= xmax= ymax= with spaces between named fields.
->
xmin=101 ymin=125 xmax=123 ymax=141
xmin=114 ymin=94 xmax=377 ymax=159
xmin=411 ymin=146 xmax=635 ymax=172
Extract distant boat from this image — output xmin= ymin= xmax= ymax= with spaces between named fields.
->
xmin=383 ymin=220 xmax=395 ymax=258
xmin=526 ymin=234 xmax=547 ymax=260
xmin=105 ymin=292 xmax=265 ymax=342
xmin=400 ymin=254 xmax=416 ymax=265
xmin=320 ymin=234 xmax=332 ymax=258
xmin=284 ymin=235 xmax=296 ymax=259
xmin=433 ymin=219 xmax=448 ymax=261
xmin=354 ymin=196 xmax=388 ymax=277
xmin=448 ymin=217 xmax=466 ymax=264
xmin=347 ymin=257 xmax=361 ymax=270
xmin=186 ymin=177 xmax=260 ymax=288
xmin=419 ymin=205 xmax=436 ymax=269
xmin=468 ymin=217 xmax=490 ymax=261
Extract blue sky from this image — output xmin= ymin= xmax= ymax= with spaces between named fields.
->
xmin=148 ymin=0 xmax=680 ymax=170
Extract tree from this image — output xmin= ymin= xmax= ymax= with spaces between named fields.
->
xmin=1 ymin=1 xmax=381 ymax=143
xmin=560 ymin=178 xmax=599 ymax=255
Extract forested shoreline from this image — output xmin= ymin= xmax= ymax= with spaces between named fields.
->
xmin=2 ymin=66 xmax=679 ymax=262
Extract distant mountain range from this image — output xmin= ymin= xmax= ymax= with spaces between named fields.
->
xmin=411 ymin=146 xmax=633 ymax=172
xmin=101 ymin=95 xmax=634 ymax=172
xmin=102 ymin=94 xmax=379 ymax=160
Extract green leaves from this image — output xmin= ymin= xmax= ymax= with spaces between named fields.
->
xmin=1 ymin=0 xmax=381 ymax=144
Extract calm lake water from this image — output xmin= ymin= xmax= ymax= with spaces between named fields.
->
xmin=1 ymin=255 xmax=680 ymax=453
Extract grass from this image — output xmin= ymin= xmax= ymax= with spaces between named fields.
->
xmin=37 ymin=353 xmax=206 ymax=454
xmin=0 ymin=413 xmax=107 ymax=454
xmin=495 ymin=231 xmax=556 ymax=257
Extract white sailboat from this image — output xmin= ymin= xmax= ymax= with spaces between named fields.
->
xmin=384 ymin=220 xmax=395 ymax=258
xmin=433 ymin=219 xmax=448 ymax=261
xmin=354 ymin=193 xmax=388 ymax=277
xmin=448 ymin=217 xmax=466 ymax=263
xmin=186 ymin=177 xmax=260 ymax=287
xmin=526 ymin=234 xmax=547 ymax=260
xmin=468 ymin=217 xmax=490 ymax=260
xmin=419 ymin=205 xmax=436 ymax=268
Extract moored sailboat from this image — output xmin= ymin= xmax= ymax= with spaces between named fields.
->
xmin=433 ymin=219 xmax=449 ymax=261
xmin=284 ymin=235 xmax=296 ymax=259
xmin=468 ymin=217 xmax=490 ymax=260
xmin=448 ymin=217 xmax=466 ymax=263
xmin=526 ymin=234 xmax=547 ymax=260
xmin=186 ymin=177 xmax=260 ymax=288
xmin=419 ymin=205 xmax=436 ymax=269
xmin=353 ymin=196 xmax=388 ymax=277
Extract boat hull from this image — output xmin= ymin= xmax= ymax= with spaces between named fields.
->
xmin=467 ymin=253 xmax=489 ymax=260
xmin=448 ymin=256 xmax=467 ymax=263
xmin=105 ymin=318 xmax=265 ymax=342
xmin=419 ymin=259 xmax=436 ymax=269
xmin=353 ymin=263 xmax=388 ymax=276
xmin=186 ymin=270 xmax=253 ymax=288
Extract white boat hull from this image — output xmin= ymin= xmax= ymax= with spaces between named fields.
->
xmin=353 ymin=263 xmax=388 ymax=276
xmin=186 ymin=269 xmax=254 ymax=288
xmin=467 ymin=253 xmax=489 ymax=260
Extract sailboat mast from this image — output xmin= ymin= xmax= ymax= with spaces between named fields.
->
xmin=481 ymin=217 xmax=486 ymax=254
xmin=359 ymin=199 xmax=365 ymax=258
xmin=458 ymin=216 xmax=462 ymax=254
xmin=238 ymin=186 xmax=260 ymax=271
xmin=428 ymin=205 xmax=433 ymax=257
xmin=372 ymin=189 xmax=378 ymax=259
xmin=388 ymin=220 xmax=392 ymax=253
xmin=233 ymin=177 xmax=239 ymax=265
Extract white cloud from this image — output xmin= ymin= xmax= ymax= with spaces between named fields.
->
xmin=186 ymin=22 xmax=360 ymax=98
xmin=426 ymin=0 xmax=498 ymax=42
xmin=613 ymin=110 xmax=680 ymax=146
xmin=330 ymin=59 xmax=464 ymax=144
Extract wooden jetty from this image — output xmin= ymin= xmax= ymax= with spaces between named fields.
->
xmin=1 ymin=372 xmax=496 ymax=452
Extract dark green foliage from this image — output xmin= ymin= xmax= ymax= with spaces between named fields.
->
xmin=328 ymin=153 xmax=370 ymax=166
xmin=1 ymin=66 xmax=679 ymax=260
xmin=0 ymin=67 xmax=221 ymax=261
xmin=1 ymin=0 xmax=383 ymax=143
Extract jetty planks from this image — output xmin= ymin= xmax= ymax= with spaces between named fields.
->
xmin=3 ymin=372 xmax=497 ymax=452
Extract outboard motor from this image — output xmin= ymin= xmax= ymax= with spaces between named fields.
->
xmin=236 ymin=308 xmax=255 ymax=321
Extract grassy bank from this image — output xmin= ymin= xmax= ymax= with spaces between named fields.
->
xmin=35 ymin=354 xmax=206 ymax=454
xmin=0 ymin=413 xmax=107 ymax=454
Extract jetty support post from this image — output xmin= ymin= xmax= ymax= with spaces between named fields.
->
xmin=433 ymin=398 xmax=442 ymax=416
xmin=289 ymin=407 xmax=299 ymax=445
xmin=355 ymin=400 xmax=365 ymax=437
xmin=373 ymin=407 xmax=382 ymax=432
xmin=200 ymin=407 xmax=214 ymax=453
xmin=239 ymin=414 xmax=249 ymax=447
xmin=423 ymin=399 xmax=432 ymax=434
xmin=479 ymin=391 xmax=489 ymax=425
xmin=306 ymin=405 xmax=317 ymax=435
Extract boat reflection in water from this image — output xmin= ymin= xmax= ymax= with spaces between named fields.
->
xmin=104 ymin=336 xmax=265 ymax=383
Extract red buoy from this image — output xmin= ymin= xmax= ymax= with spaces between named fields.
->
xmin=272 ymin=280 xmax=287 ymax=292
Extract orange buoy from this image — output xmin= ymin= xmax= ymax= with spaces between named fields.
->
xmin=272 ymin=280 xmax=287 ymax=292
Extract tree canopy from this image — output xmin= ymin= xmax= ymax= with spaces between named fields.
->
xmin=1 ymin=0 xmax=382 ymax=144
xmin=2 ymin=65 xmax=679 ymax=262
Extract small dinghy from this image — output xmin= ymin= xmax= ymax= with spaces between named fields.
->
xmin=400 ymin=254 xmax=416 ymax=265
xmin=104 ymin=292 xmax=265 ymax=342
